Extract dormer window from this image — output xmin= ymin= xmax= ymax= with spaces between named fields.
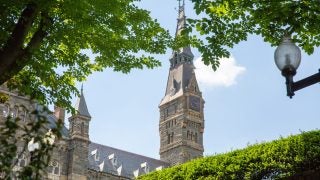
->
xmin=91 ymin=149 xmax=99 ymax=161
xmin=133 ymin=169 xmax=140 ymax=178
xmin=141 ymin=162 xmax=149 ymax=173
xmin=108 ymin=153 xmax=117 ymax=166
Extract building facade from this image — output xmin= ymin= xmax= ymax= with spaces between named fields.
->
xmin=0 ymin=1 xmax=204 ymax=179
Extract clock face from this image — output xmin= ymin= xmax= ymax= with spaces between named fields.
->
xmin=189 ymin=95 xmax=200 ymax=111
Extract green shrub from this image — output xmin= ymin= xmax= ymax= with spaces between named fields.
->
xmin=139 ymin=130 xmax=320 ymax=180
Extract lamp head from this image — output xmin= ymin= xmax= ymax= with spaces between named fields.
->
xmin=274 ymin=36 xmax=301 ymax=77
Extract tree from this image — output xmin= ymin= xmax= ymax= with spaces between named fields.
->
xmin=0 ymin=0 xmax=171 ymax=110
xmin=188 ymin=0 xmax=320 ymax=70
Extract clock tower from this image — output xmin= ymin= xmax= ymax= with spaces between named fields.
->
xmin=159 ymin=0 xmax=204 ymax=166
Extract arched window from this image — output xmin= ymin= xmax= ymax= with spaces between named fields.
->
xmin=167 ymin=133 xmax=170 ymax=144
xmin=13 ymin=106 xmax=19 ymax=118
xmin=187 ymin=130 xmax=190 ymax=140
xmin=48 ymin=160 xmax=60 ymax=176
xmin=17 ymin=153 xmax=27 ymax=167
xmin=190 ymin=132 xmax=193 ymax=141
xmin=3 ymin=104 xmax=9 ymax=117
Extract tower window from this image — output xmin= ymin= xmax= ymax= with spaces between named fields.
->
xmin=187 ymin=130 xmax=190 ymax=139
xmin=81 ymin=122 xmax=85 ymax=135
xmin=171 ymin=132 xmax=174 ymax=143
xmin=195 ymin=133 xmax=198 ymax=143
xmin=167 ymin=133 xmax=170 ymax=144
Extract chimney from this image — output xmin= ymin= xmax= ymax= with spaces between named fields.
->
xmin=54 ymin=106 xmax=65 ymax=122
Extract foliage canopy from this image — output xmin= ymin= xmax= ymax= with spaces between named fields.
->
xmin=0 ymin=0 xmax=171 ymax=111
xmin=139 ymin=130 xmax=320 ymax=179
xmin=188 ymin=0 xmax=320 ymax=69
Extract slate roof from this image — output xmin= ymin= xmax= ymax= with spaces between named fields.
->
xmin=74 ymin=88 xmax=91 ymax=118
xmin=47 ymin=114 xmax=69 ymax=138
xmin=160 ymin=63 xmax=195 ymax=106
xmin=88 ymin=142 xmax=169 ymax=178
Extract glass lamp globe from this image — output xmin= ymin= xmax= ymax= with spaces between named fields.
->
xmin=274 ymin=36 xmax=301 ymax=72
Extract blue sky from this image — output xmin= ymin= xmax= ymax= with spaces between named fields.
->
xmin=68 ymin=1 xmax=320 ymax=159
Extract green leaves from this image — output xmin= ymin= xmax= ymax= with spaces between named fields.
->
xmin=188 ymin=0 xmax=320 ymax=70
xmin=139 ymin=130 xmax=320 ymax=179
xmin=0 ymin=0 xmax=171 ymax=111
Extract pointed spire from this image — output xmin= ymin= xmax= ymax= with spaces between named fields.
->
xmin=176 ymin=0 xmax=186 ymax=37
xmin=170 ymin=0 xmax=194 ymax=67
xmin=75 ymin=85 xmax=91 ymax=117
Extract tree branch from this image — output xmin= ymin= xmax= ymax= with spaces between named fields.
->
xmin=0 ymin=7 xmax=52 ymax=85
xmin=0 ymin=3 xmax=38 ymax=76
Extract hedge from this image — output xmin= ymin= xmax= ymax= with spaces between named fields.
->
xmin=139 ymin=130 xmax=320 ymax=180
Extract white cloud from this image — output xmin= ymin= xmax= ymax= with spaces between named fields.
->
xmin=194 ymin=56 xmax=246 ymax=89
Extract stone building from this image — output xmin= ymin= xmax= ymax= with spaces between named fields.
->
xmin=0 ymin=1 xmax=204 ymax=179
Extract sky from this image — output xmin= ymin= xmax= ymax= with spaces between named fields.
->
xmin=66 ymin=1 xmax=320 ymax=159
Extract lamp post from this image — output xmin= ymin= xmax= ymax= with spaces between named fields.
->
xmin=274 ymin=36 xmax=320 ymax=98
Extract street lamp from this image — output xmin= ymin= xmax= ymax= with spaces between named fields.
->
xmin=274 ymin=36 xmax=320 ymax=98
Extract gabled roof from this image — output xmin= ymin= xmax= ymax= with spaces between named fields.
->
xmin=74 ymin=87 xmax=91 ymax=117
xmin=88 ymin=142 xmax=169 ymax=178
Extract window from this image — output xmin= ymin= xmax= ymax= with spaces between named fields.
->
xmin=81 ymin=122 xmax=85 ymax=135
xmin=48 ymin=160 xmax=60 ymax=178
xmin=141 ymin=162 xmax=149 ymax=173
xmin=3 ymin=104 xmax=9 ymax=117
xmin=167 ymin=133 xmax=170 ymax=144
xmin=20 ymin=107 xmax=27 ymax=122
xmin=187 ymin=131 xmax=190 ymax=140
xmin=195 ymin=133 xmax=198 ymax=143
xmin=171 ymin=132 xmax=174 ymax=143
xmin=108 ymin=153 xmax=117 ymax=166
xmin=13 ymin=106 xmax=19 ymax=118
xmin=17 ymin=153 xmax=27 ymax=167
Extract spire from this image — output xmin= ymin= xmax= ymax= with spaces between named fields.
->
xmin=75 ymin=85 xmax=91 ymax=117
xmin=176 ymin=0 xmax=186 ymax=37
xmin=170 ymin=0 xmax=193 ymax=67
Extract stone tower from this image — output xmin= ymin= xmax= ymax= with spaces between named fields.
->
xmin=159 ymin=0 xmax=204 ymax=166
xmin=68 ymin=86 xmax=91 ymax=180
